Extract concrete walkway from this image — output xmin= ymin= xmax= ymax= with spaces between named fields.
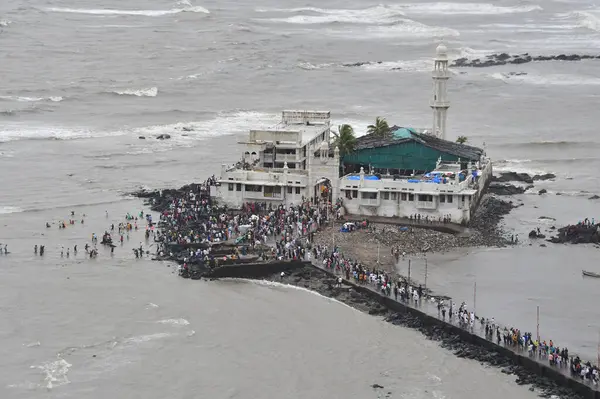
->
xmin=310 ymin=258 xmax=599 ymax=393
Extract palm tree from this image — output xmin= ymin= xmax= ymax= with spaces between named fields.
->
xmin=456 ymin=135 xmax=468 ymax=144
xmin=367 ymin=117 xmax=390 ymax=138
xmin=332 ymin=124 xmax=357 ymax=157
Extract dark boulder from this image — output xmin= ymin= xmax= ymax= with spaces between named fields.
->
xmin=533 ymin=173 xmax=556 ymax=181
xmin=488 ymin=182 xmax=528 ymax=196
xmin=493 ymin=172 xmax=534 ymax=184
xmin=538 ymin=189 xmax=547 ymax=195
xmin=139 ymin=136 xmax=146 ymax=139
xmin=589 ymin=195 xmax=600 ymax=200
xmin=549 ymin=224 xmax=600 ymax=244
xmin=156 ymin=134 xmax=171 ymax=140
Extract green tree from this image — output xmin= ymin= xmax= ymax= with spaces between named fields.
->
xmin=456 ymin=135 xmax=468 ymax=144
xmin=332 ymin=124 xmax=357 ymax=157
xmin=367 ymin=116 xmax=391 ymax=138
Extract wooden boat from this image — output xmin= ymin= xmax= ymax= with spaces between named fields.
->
xmin=582 ymin=270 xmax=600 ymax=278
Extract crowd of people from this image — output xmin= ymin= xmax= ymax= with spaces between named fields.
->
xmin=309 ymin=243 xmax=598 ymax=386
xmin=150 ymin=178 xmax=598 ymax=387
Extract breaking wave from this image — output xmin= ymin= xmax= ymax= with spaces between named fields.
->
xmin=45 ymin=5 xmax=209 ymax=16
xmin=555 ymin=10 xmax=600 ymax=32
xmin=263 ymin=5 xmax=406 ymax=24
xmin=488 ymin=72 xmax=600 ymax=86
xmin=0 ymin=95 xmax=63 ymax=102
xmin=396 ymin=3 xmax=542 ymax=15
xmin=498 ymin=140 xmax=597 ymax=149
xmin=33 ymin=357 xmax=72 ymax=390
xmin=363 ymin=20 xmax=459 ymax=39
xmin=0 ymin=19 xmax=12 ymax=27
xmin=157 ymin=318 xmax=191 ymax=326
xmin=0 ymin=126 xmax=124 ymax=143
xmin=110 ymin=87 xmax=158 ymax=97
xmin=0 ymin=206 xmax=23 ymax=214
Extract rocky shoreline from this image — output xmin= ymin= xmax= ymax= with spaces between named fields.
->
xmin=241 ymin=265 xmax=587 ymax=399
xmin=452 ymin=53 xmax=600 ymax=68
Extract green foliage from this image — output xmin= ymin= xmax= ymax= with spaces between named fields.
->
xmin=456 ymin=135 xmax=468 ymax=144
xmin=332 ymin=124 xmax=357 ymax=157
xmin=367 ymin=117 xmax=391 ymax=138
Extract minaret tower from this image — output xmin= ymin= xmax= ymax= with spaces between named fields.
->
xmin=430 ymin=43 xmax=450 ymax=140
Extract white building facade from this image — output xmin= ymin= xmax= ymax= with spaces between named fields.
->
xmin=214 ymin=46 xmax=493 ymax=224
xmin=215 ymin=110 xmax=340 ymax=208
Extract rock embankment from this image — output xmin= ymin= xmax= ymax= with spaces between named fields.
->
xmin=250 ymin=266 xmax=585 ymax=399
xmin=313 ymin=194 xmax=515 ymax=274
xmin=488 ymin=172 xmax=556 ymax=196
xmin=452 ymin=52 xmax=600 ymax=68
xmin=549 ymin=224 xmax=600 ymax=244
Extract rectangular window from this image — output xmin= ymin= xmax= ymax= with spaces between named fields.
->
xmin=361 ymin=192 xmax=377 ymax=200
xmin=345 ymin=190 xmax=352 ymax=200
xmin=228 ymin=183 xmax=234 ymax=191
xmin=391 ymin=192 xmax=397 ymax=201
xmin=382 ymin=192 xmax=390 ymax=200
xmin=245 ymin=184 xmax=262 ymax=192
xmin=287 ymin=187 xmax=293 ymax=194
xmin=408 ymin=193 xmax=415 ymax=201
xmin=401 ymin=193 xmax=407 ymax=201
xmin=236 ymin=183 xmax=242 ymax=191
xmin=418 ymin=194 xmax=433 ymax=202
xmin=295 ymin=187 xmax=300 ymax=195
xmin=447 ymin=195 xmax=453 ymax=203
xmin=440 ymin=195 xmax=445 ymax=203
xmin=352 ymin=190 xmax=358 ymax=198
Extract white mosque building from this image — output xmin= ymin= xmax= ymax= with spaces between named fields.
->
xmin=214 ymin=45 xmax=493 ymax=224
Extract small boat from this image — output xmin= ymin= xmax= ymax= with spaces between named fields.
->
xmin=582 ymin=270 xmax=600 ymax=278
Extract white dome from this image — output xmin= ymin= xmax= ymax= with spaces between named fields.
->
xmin=436 ymin=43 xmax=448 ymax=57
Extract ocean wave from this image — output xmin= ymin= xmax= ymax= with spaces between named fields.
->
xmin=33 ymin=357 xmax=72 ymax=390
xmin=0 ymin=95 xmax=63 ymax=103
xmin=236 ymin=278 xmax=362 ymax=312
xmin=556 ymin=10 xmax=600 ymax=32
xmin=396 ymin=2 xmax=542 ymax=15
xmin=297 ymin=61 xmax=335 ymax=70
xmin=488 ymin=72 xmax=600 ymax=86
xmin=0 ymin=19 xmax=12 ymax=27
xmin=362 ymin=58 xmax=434 ymax=72
xmin=132 ymin=111 xmax=277 ymax=142
xmin=0 ymin=126 xmax=124 ymax=143
xmin=497 ymin=141 xmax=598 ymax=149
xmin=110 ymin=87 xmax=158 ymax=97
xmin=157 ymin=318 xmax=190 ymax=326
xmin=363 ymin=20 xmax=459 ymax=39
xmin=45 ymin=5 xmax=209 ymax=17
xmin=124 ymin=333 xmax=174 ymax=344
xmin=0 ymin=206 xmax=23 ymax=214
xmin=264 ymin=5 xmax=406 ymax=25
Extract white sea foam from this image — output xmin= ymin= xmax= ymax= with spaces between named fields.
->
xmin=157 ymin=318 xmax=190 ymax=326
xmin=33 ymin=358 xmax=72 ymax=390
xmin=0 ymin=206 xmax=24 ymax=214
xmin=561 ymin=10 xmax=600 ymax=32
xmin=124 ymin=332 xmax=174 ymax=344
xmin=265 ymin=5 xmax=406 ymax=25
xmin=46 ymin=6 xmax=209 ymax=17
xmin=132 ymin=111 xmax=277 ymax=142
xmin=363 ymin=20 xmax=459 ymax=39
xmin=397 ymin=3 xmax=542 ymax=15
xmin=362 ymin=59 xmax=434 ymax=72
xmin=246 ymin=279 xmax=361 ymax=312
xmin=489 ymin=72 xmax=600 ymax=86
xmin=25 ymin=341 xmax=41 ymax=347
xmin=297 ymin=61 xmax=335 ymax=70
xmin=0 ymin=19 xmax=11 ymax=27
xmin=0 ymin=95 xmax=63 ymax=102
xmin=111 ymin=87 xmax=158 ymax=97
xmin=147 ymin=302 xmax=159 ymax=308
xmin=0 ymin=126 xmax=125 ymax=143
